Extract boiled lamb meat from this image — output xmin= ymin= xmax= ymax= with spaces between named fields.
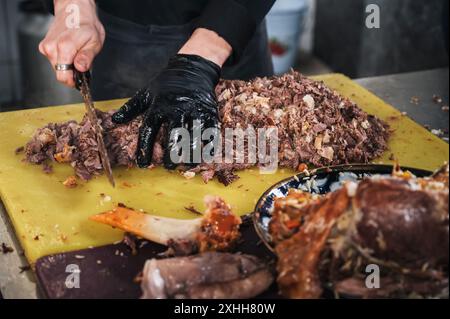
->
xmin=25 ymin=71 xmax=390 ymax=185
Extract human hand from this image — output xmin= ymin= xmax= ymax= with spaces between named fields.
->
xmin=38 ymin=0 xmax=105 ymax=87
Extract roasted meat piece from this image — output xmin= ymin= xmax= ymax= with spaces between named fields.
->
xmin=196 ymin=195 xmax=242 ymax=252
xmin=274 ymin=187 xmax=351 ymax=298
xmin=140 ymin=252 xmax=273 ymax=299
xmin=271 ymin=165 xmax=449 ymax=299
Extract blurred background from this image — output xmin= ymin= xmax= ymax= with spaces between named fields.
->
xmin=0 ymin=0 xmax=448 ymax=111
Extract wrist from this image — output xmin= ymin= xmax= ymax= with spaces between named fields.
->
xmin=178 ymin=28 xmax=232 ymax=67
xmin=166 ymin=54 xmax=221 ymax=90
xmin=54 ymin=0 xmax=96 ymax=16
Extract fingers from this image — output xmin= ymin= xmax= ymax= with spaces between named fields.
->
xmin=74 ymin=39 xmax=102 ymax=72
xmin=201 ymin=115 xmax=220 ymax=162
xmin=203 ymin=114 xmax=220 ymax=142
xmin=190 ymin=115 xmax=203 ymax=166
xmin=163 ymin=116 xmax=186 ymax=170
xmin=39 ymin=25 xmax=104 ymax=88
xmin=185 ymin=111 xmax=213 ymax=168
xmin=112 ymin=89 xmax=152 ymax=124
xmin=39 ymin=39 xmax=57 ymax=73
xmin=55 ymin=37 xmax=79 ymax=88
xmin=74 ymin=49 xmax=95 ymax=72
xmin=136 ymin=110 xmax=162 ymax=168
xmin=40 ymin=37 xmax=76 ymax=87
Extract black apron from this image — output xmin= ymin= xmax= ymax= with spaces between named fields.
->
xmin=91 ymin=9 xmax=274 ymax=101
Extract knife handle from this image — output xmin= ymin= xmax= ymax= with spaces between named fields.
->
xmin=73 ymin=69 xmax=91 ymax=91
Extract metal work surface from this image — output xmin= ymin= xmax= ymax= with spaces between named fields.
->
xmin=0 ymin=201 xmax=39 ymax=298
xmin=356 ymin=68 xmax=449 ymax=141
xmin=1 ymin=68 xmax=448 ymax=299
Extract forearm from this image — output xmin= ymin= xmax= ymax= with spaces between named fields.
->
xmin=53 ymin=0 xmax=97 ymax=21
xmin=195 ymin=0 xmax=275 ymax=62
xmin=43 ymin=0 xmax=96 ymax=16
xmin=54 ymin=0 xmax=96 ymax=13
xmin=178 ymin=28 xmax=232 ymax=67
xmin=39 ymin=0 xmax=104 ymax=86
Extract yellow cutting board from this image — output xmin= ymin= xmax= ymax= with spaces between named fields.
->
xmin=0 ymin=74 xmax=448 ymax=263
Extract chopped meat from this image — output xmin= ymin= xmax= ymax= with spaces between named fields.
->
xmin=54 ymin=144 xmax=75 ymax=163
xmin=140 ymin=252 xmax=273 ymax=299
xmin=432 ymin=95 xmax=443 ymax=104
xmin=42 ymin=162 xmax=53 ymax=174
xmin=215 ymin=169 xmax=240 ymax=186
xmin=1 ymin=242 xmax=14 ymax=254
xmin=25 ymin=71 xmax=390 ymax=186
xmin=15 ymin=146 xmax=24 ymax=155
xmin=25 ymin=111 xmax=142 ymax=181
xmin=63 ymin=176 xmax=78 ymax=188
xmin=19 ymin=265 xmax=32 ymax=273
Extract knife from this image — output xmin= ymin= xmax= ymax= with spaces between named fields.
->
xmin=74 ymin=69 xmax=116 ymax=187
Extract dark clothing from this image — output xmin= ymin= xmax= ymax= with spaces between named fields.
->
xmin=91 ymin=9 xmax=273 ymax=101
xmin=41 ymin=0 xmax=274 ymax=100
xmin=43 ymin=0 xmax=275 ymax=62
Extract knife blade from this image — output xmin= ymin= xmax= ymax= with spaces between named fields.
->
xmin=74 ymin=70 xmax=115 ymax=187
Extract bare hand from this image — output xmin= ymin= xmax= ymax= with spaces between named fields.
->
xmin=39 ymin=0 xmax=105 ymax=87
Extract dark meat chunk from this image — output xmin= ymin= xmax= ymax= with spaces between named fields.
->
xmin=216 ymin=169 xmax=240 ymax=186
xmin=122 ymin=233 xmax=138 ymax=256
xmin=42 ymin=162 xmax=53 ymax=174
xmin=353 ymin=178 xmax=449 ymax=269
xmin=166 ymin=239 xmax=198 ymax=257
xmin=15 ymin=146 xmax=24 ymax=155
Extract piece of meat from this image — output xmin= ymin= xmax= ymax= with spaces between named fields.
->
xmin=15 ymin=146 xmax=24 ymax=155
xmin=334 ymin=276 xmax=449 ymax=299
xmin=62 ymin=176 xmax=78 ymax=188
xmin=196 ymin=196 xmax=242 ymax=252
xmin=122 ymin=233 xmax=138 ymax=256
xmin=166 ymin=239 xmax=199 ymax=257
xmin=275 ymin=188 xmax=351 ymax=298
xmin=353 ymin=177 xmax=449 ymax=269
xmin=140 ymin=252 xmax=273 ymax=299
xmin=54 ymin=144 xmax=75 ymax=163
xmin=42 ymin=162 xmax=53 ymax=174
xmin=269 ymin=190 xmax=322 ymax=243
xmin=271 ymin=165 xmax=449 ymax=299
xmin=24 ymin=71 xmax=390 ymax=186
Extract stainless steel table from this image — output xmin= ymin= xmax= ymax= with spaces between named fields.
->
xmin=1 ymin=68 xmax=449 ymax=299
xmin=356 ymin=68 xmax=449 ymax=141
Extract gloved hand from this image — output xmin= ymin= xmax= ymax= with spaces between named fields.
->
xmin=111 ymin=54 xmax=221 ymax=169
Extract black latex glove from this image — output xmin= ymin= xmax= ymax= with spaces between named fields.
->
xmin=111 ymin=54 xmax=221 ymax=169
